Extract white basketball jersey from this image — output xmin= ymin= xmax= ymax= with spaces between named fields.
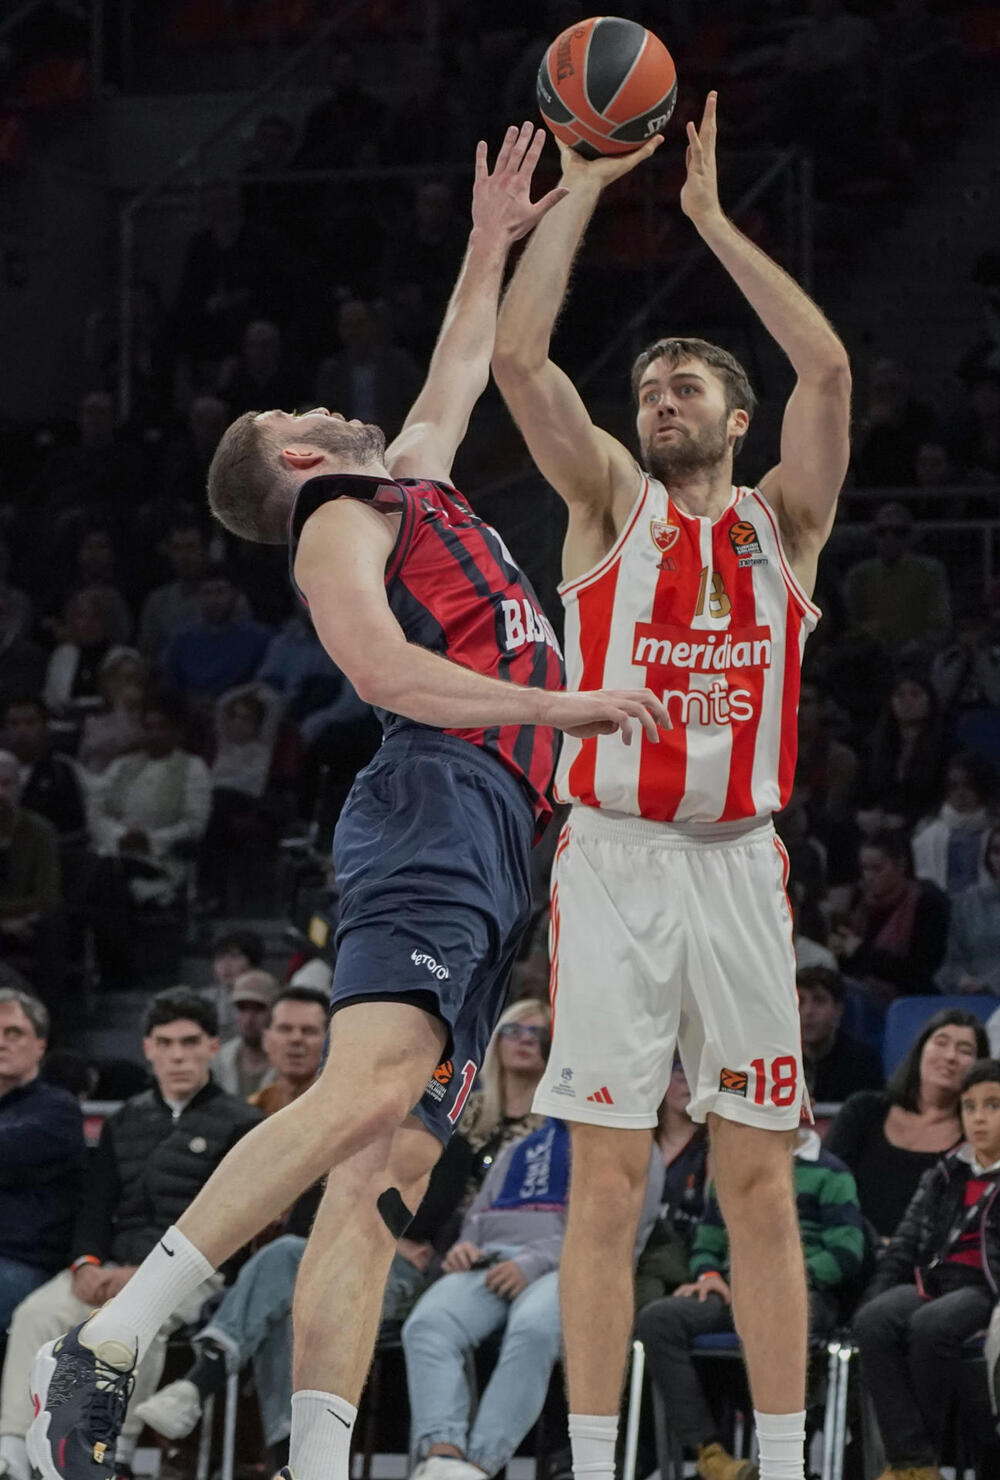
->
xmin=556 ymin=475 xmax=820 ymax=824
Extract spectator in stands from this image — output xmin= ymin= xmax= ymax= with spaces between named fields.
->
xmin=0 ymin=987 xmax=260 ymax=1480
xmin=28 ymin=390 xmax=144 ymax=521
xmin=635 ymin=1128 xmax=863 ymax=1480
xmin=212 ymin=968 xmax=279 ymax=1100
xmin=313 ymin=298 xmax=423 ymax=445
xmin=77 ymin=647 xmax=148 ymax=775
xmin=825 ymin=1007 xmax=987 ymax=1238
xmin=139 ymin=515 xmax=209 ymax=659
xmin=852 ymin=1058 xmax=1000 ymax=1479
xmin=635 ymin=1063 xmax=709 ymax=1311
xmin=794 ymin=682 xmax=860 ymax=887
xmin=202 ymin=683 xmax=283 ymax=909
xmin=0 ymin=587 xmax=46 ymax=716
xmin=829 ymin=829 xmax=949 ymax=1002
xmin=158 ymin=396 xmax=230 ymax=510
xmin=206 ymin=927 xmax=266 ymax=1043
xmin=0 ymin=989 xmax=84 ymax=1329
xmin=932 ymin=604 xmax=1000 ymax=752
xmin=163 ymin=563 xmax=271 ymax=707
xmin=256 ymin=608 xmax=346 ymax=723
xmin=912 ymin=752 xmax=997 ymax=896
xmin=843 ymin=504 xmax=952 ymax=655
xmin=217 ymin=318 xmax=305 ymax=420
xmin=798 ymin=965 xmax=883 ymax=1103
xmin=2 ymin=696 xmax=87 ymax=850
xmin=54 ymin=523 xmax=133 ymax=645
xmin=851 ymin=358 xmax=937 ymax=488
xmin=247 ymin=986 xmax=327 ymax=1116
xmin=381 ymin=180 xmax=470 ymax=360
xmin=40 ymin=1047 xmax=98 ymax=1101
xmin=291 ymin=47 xmax=381 ymax=171
xmin=859 ymin=673 xmax=949 ymax=833
xmin=43 ymin=586 xmax=115 ymax=722
xmin=457 ymin=998 xmax=550 ymax=1205
xmin=0 ymin=535 xmax=33 ymax=640
xmin=404 ymin=1119 xmax=659 ymax=1480
xmin=0 ymin=750 xmax=62 ymax=1001
xmin=940 ymin=826 xmax=1000 ymax=1001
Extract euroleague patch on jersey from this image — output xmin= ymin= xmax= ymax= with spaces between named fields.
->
xmin=649 ymin=517 xmax=679 ymax=554
xmin=728 ymin=520 xmax=762 ymax=557
xmin=423 ymin=1060 xmax=454 ymax=1103
xmin=718 ymin=1067 xmax=749 ymax=1097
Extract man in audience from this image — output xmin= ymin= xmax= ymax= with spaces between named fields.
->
xmin=3 ymin=696 xmax=87 ymax=852
xmin=403 ymin=1120 xmax=659 ymax=1480
xmin=139 ymin=516 xmax=209 ymax=660
xmin=635 ymin=1129 xmax=864 ymax=1480
xmin=0 ymin=750 xmax=63 ymax=1003
xmin=0 ymin=988 xmax=261 ymax=1480
xmin=163 ymin=563 xmax=271 ymax=707
xmin=843 ymin=503 xmax=951 ymax=655
xmin=212 ymin=967 xmax=279 ymax=1100
xmin=0 ymin=989 xmax=84 ymax=1330
xmin=248 ymin=986 xmax=328 ymax=1115
xmin=206 ymin=926 xmax=267 ymax=1042
xmin=313 ymin=298 xmax=423 ymax=444
xmin=218 ymin=319 xmax=305 ymax=420
xmin=797 ymin=965 xmax=883 ymax=1103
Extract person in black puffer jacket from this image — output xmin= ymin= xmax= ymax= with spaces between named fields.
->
xmin=852 ymin=1058 xmax=1000 ymax=1480
xmin=0 ymin=987 xmax=261 ymax=1480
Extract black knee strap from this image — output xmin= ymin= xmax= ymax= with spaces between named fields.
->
xmin=378 ymin=1186 xmax=414 ymax=1239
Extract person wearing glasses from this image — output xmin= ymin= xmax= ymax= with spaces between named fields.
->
xmin=843 ymin=502 xmax=951 ymax=656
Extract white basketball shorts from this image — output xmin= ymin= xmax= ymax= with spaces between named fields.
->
xmin=532 ymin=806 xmax=807 ymax=1132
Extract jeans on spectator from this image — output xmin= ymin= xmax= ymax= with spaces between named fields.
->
xmin=635 ymin=1287 xmax=840 ymax=1450
xmin=199 ymin=1234 xmax=429 ymax=1446
xmin=853 ymin=1281 xmax=995 ymax=1465
xmin=402 ymin=1251 xmax=561 ymax=1478
xmin=0 ymin=1257 xmax=49 ymax=1332
xmin=0 ymin=1268 xmax=220 ymax=1440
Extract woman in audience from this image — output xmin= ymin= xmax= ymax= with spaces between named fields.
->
xmin=858 ymin=673 xmax=949 ymax=833
xmin=826 ymin=1007 xmax=989 ymax=1238
xmin=852 ymin=1058 xmax=1000 ymax=1480
xmin=828 ymin=828 xmax=950 ymax=1002
xmin=43 ymin=587 xmax=116 ymax=727
xmin=77 ymin=647 xmax=147 ymax=775
xmin=457 ymin=997 xmax=550 ymax=1211
xmin=912 ymin=751 xmax=997 ymax=897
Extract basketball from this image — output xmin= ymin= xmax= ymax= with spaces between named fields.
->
xmin=536 ymin=15 xmax=677 ymax=159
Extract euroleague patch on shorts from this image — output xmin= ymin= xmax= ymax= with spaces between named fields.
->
xmin=718 ymin=1067 xmax=749 ymax=1097
xmin=423 ymin=1060 xmax=453 ymax=1103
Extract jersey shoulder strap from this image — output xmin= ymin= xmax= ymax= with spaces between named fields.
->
xmin=289 ymin=472 xmax=406 ymax=544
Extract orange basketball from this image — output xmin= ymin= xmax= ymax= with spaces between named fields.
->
xmin=536 ymin=15 xmax=677 ymax=159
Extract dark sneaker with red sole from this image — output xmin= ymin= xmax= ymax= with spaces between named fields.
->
xmin=27 ymin=1321 xmax=136 ymax=1480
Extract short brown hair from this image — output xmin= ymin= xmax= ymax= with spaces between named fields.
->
xmin=207 ymin=411 xmax=292 ymax=544
xmin=630 ymin=336 xmax=757 ymax=421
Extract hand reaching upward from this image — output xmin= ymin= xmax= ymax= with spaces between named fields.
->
xmin=471 ymin=123 xmax=570 ymax=245
xmin=680 ymin=91 xmax=723 ymax=227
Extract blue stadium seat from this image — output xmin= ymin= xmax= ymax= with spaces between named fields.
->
xmin=882 ymin=994 xmax=1000 ymax=1077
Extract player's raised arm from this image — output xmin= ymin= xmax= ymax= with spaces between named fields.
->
xmin=680 ymin=91 xmax=851 ymax=561
xmin=385 ymin=123 xmax=567 ymax=484
xmin=294 ymin=496 xmax=668 ymax=745
xmin=492 ymin=134 xmax=661 ymax=513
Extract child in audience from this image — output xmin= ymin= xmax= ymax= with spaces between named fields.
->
xmin=853 ymin=1058 xmax=1000 ymax=1480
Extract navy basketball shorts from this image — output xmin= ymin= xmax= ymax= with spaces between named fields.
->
xmin=330 ymin=729 xmax=535 ymax=1143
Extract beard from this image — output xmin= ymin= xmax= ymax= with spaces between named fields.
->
xmin=301 ymin=418 xmax=386 ymax=467
xmin=641 ymin=412 xmax=730 ymax=484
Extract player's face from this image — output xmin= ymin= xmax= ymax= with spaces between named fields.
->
xmin=635 ymin=359 xmax=736 ymax=482
xmin=259 ymin=407 xmax=386 ymax=471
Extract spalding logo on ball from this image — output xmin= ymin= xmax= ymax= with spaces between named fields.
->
xmin=537 ymin=15 xmax=677 ymax=159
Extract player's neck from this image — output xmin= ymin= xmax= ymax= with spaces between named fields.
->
xmin=661 ymin=467 xmax=734 ymax=523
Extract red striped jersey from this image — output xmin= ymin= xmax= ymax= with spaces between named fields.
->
xmin=556 ymin=474 xmax=820 ymax=824
xmin=289 ymin=472 xmax=564 ymax=835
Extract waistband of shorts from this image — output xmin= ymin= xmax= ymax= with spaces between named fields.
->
xmin=376 ymin=727 xmax=534 ymax=822
xmin=567 ymin=804 xmax=775 ymax=851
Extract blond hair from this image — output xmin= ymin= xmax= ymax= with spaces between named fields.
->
xmin=472 ymin=996 xmax=551 ymax=1144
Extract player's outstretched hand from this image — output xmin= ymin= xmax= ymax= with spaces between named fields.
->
xmin=543 ymin=688 xmax=671 ymax=745
xmin=555 ymin=132 xmax=662 ymax=191
xmin=472 ymin=123 xmax=570 ymax=245
xmin=680 ymin=90 xmax=723 ymax=226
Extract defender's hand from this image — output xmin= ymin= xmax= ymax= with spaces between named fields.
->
xmin=556 ymin=133 xmax=662 ymax=191
xmin=542 ymin=688 xmax=671 ymax=745
xmin=680 ymin=91 xmax=724 ymax=227
xmin=472 ymin=123 xmax=569 ymax=245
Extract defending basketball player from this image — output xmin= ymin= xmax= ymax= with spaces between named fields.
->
xmin=25 ymin=125 xmax=669 ymax=1480
xmin=493 ymin=94 xmax=851 ymax=1480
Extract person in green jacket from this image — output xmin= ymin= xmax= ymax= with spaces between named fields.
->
xmin=635 ymin=1130 xmax=864 ymax=1480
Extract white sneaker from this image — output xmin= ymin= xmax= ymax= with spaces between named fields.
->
xmin=0 ymin=1443 xmax=31 ymax=1480
xmin=131 ymin=1377 xmax=203 ymax=1439
xmin=411 ymin=1459 xmax=487 ymax=1480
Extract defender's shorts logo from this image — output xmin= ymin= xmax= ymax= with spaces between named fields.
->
xmin=719 ymin=1067 xmax=749 ymax=1097
xmin=729 ymin=521 xmax=762 ymax=556
xmin=433 ymin=1060 xmax=453 ymax=1086
xmin=650 ymin=517 xmax=679 ymax=554
xmin=411 ymin=950 xmax=449 ymax=981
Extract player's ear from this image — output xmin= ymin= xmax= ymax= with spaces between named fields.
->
xmin=281 ymin=446 xmax=327 ymax=471
xmin=729 ymin=408 xmax=750 ymax=442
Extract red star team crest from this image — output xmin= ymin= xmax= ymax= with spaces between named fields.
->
xmin=649 ymin=517 xmax=678 ymax=554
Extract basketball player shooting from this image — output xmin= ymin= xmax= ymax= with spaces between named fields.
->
xmin=25 ymin=124 xmax=669 ymax=1480
xmin=493 ymin=94 xmax=851 ymax=1480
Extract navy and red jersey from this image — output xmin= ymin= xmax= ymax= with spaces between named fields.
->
xmin=288 ymin=472 xmax=565 ymax=836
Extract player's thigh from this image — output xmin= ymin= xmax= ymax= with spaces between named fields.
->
xmin=681 ymin=833 xmax=804 ymax=1131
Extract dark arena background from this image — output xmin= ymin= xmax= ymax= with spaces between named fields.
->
xmin=1 ymin=2 xmax=1000 ymax=1478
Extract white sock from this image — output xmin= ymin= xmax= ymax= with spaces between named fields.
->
xmin=84 ymin=1227 xmax=215 ymax=1363
xmin=0 ymin=1436 xmax=29 ymax=1480
xmin=289 ymin=1389 xmax=357 ymax=1480
xmin=568 ymin=1413 xmax=618 ymax=1480
xmin=754 ymin=1410 xmax=806 ymax=1480
xmin=115 ymin=1435 xmax=137 ymax=1466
